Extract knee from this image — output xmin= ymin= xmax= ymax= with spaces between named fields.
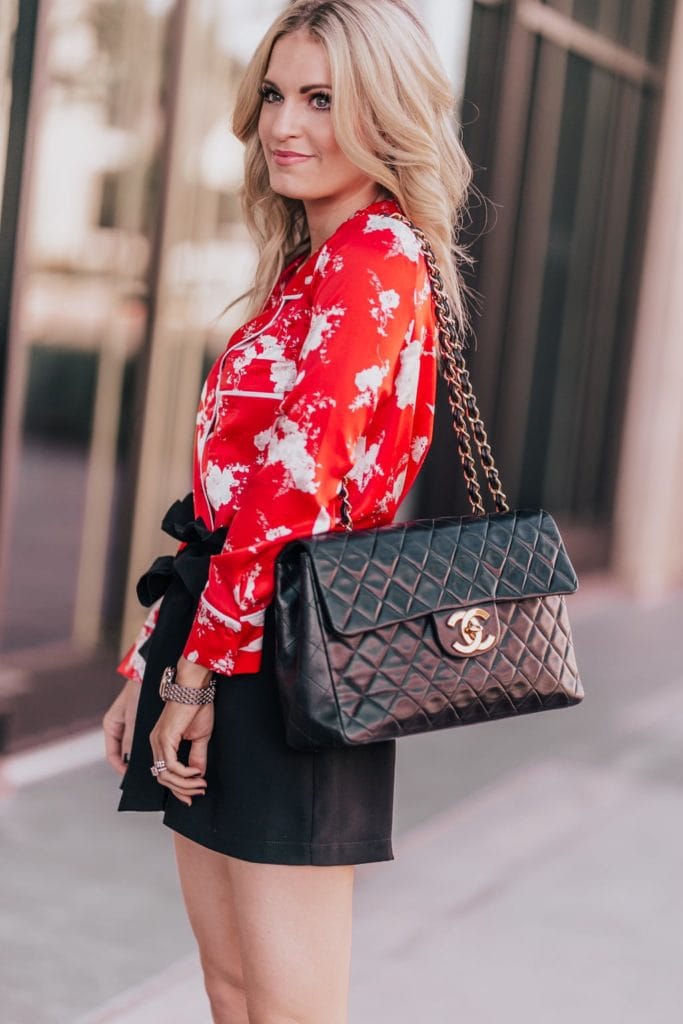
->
xmin=201 ymin=959 xmax=249 ymax=1024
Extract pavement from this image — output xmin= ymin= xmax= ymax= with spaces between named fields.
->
xmin=1 ymin=576 xmax=683 ymax=1024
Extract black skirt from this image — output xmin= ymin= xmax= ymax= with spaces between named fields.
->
xmin=118 ymin=496 xmax=396 ymax=866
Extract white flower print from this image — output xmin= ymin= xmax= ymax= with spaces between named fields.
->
xmin=232 ymin=341 xmax=261 ymax=376
xmin=411 ymin=435 xmax=429 ymax=462
xmin=313 ymin=505 xmax=331 ymax=534
xmin=392 ymin=468 xmax=407 ymax=503
xmin=253 ymin=426 xmax=273 ymax=452
xmin=205 ymin=460 xmax=250 ymax=510
xmin=257 ymin=334 xmax=285 ymax=360
xmin=263 ymin=415 xmax=319 ymax=493
xmin=185 ymin=650 xmax=199 ymax=662
xmin=368 ymin=273 xmax=401 ymax=336
xmin=270 ymin=358 xmax=297 ymax=394
xmin=363 ymin=214 xmax=421 ymax=262
xmin=265 ymin=525 xmax=293 ymax=541
xmin=347 ymin=435 xmax=385 ymax=491
xmin=314 ymin=246 xmax=330 ymax=276
xmin=300 ymin=305 xmax=346 ymax=360
xmin=415 ymin=275 xmax=432 ymax=307
xmin=232 ymin=564 xmax=261 ymax=610
xmin=349 ymin=360 xmax=390 ymax=411
xmin=196 ymin=378 xmax=208 ymax=426
xmin=227 ymin=333 xmax=283 ymax=387
xmin=395 ymin=329 xmax=422 ymax=410
xmin=211 ymin=653 xmax=236 ymax=673
xmin=195 ymin=379 xmax=216 ymax=460
xmin=196 ymin=595 xmax=240 ymax=630
xmin=128 ymin=648 xmax=147 ymax=682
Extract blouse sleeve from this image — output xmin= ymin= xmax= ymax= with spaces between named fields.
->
xmin=182 ymin=234 xmax=426 ymax=675
xmin=116 ymin=600 xmax=161 ymax=684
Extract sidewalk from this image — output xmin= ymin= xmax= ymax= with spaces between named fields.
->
xmin=3 ymin=579 xmax=683 ymax=1023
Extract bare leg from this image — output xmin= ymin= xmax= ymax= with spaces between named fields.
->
xmin=173 ymin=833 xmax=249 ymax=1024
xmin=226 ymin=855 xmax=355 ymax=1024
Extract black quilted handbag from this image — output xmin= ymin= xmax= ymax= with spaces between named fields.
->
xmin=273 ymin=214 xmax=583 ymax=750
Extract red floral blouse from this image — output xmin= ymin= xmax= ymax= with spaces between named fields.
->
xmin=117 ymin=196 xmax=438 ymax=682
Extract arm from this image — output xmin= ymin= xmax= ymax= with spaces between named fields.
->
xmin=183 ymin=231 xmax=425 ymax=675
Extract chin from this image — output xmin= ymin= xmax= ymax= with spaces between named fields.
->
xmin=271 ymin=185 xmax=306 ymax=200
xmin=269 ymin=177 xmax=315 ymax=201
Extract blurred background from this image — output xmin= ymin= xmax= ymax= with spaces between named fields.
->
xmin=1 ymin=1 xmax=682 ymax=1022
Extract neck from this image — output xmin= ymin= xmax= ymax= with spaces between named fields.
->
xmin=304 ymin=183 xmax=387 ymax=255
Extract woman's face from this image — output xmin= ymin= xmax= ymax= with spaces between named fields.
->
xmin=258 ymin=30 xmax=374 ymax=206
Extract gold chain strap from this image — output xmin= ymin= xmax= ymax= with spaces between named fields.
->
xmin=339 ymin=211 xmax=509 ymax=530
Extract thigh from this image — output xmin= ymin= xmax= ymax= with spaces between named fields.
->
xmin=173 ymin=833 xmax=245 ymax=989
xmin=227 ymin=856 xmax=355 ymax=1024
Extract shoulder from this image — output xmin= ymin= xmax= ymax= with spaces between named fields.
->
xmin=322 ymin=199 xmax=423 ymax=267
xmin=310 ymin=201 xmax=427 ymax=299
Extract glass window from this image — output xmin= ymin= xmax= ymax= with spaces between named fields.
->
xmin=0 ymin=0 xmax=290 ymax=743
xmin=1 ymin=0 xmax=174 ymax=652
xmin=543 ymin=0 xmax=671 ymax=63
xmin=460 ymin=0 xmax=672 ymax=552
xmin=0 ymin=0 xmax=19 ymax=203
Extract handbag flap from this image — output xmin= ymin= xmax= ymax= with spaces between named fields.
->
xmin=285 ymin=508 xmax=578 ymax=636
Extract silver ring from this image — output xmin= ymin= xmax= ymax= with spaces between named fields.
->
xmin=151 ymin=758 xmax=168 ymax=778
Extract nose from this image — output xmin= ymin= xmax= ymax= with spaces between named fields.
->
xmin=269 ymin=98 xmax=304 ymax=142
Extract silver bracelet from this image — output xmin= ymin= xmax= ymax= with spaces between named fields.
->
xmin=159 ymin=665 xmax=217 ymax=705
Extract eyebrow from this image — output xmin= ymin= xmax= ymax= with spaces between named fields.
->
xmin=262 ymin=78 xmax=332 ymax=93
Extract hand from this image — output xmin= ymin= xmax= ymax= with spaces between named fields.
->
xmin=149 ymin=700 xmax=212 ymax=807
xmin=103 ymin=679 xmax=141 ymax=776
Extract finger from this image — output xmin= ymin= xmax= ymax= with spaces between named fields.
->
xmin=155 ymin=771 xmax=206 ymax=794
xmin=153 ymin=773 xmax=205 ymax=807
xmin=168 ymin=779 xmax=207 ymax=805
xmin=188 ymin=735 xmax=209 ymax=777
xmin=103 ymin=718 xmax=126 ymax=777
xmin=149 ymin=732 xmax=205 ymax=794
xmin=157 ymin=732 xmax=205 ymax=780
xmin=150 ymin=717 xmax=204 ymax=779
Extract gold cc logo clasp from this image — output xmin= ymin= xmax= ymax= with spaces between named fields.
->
xmin=446 ymin=607 xmax=497 ymax=655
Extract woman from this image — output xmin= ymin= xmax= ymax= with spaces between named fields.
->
xmin=103 ymin=1 xmax=472 ymax=1020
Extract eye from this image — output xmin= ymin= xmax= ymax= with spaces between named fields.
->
xmin=258 ymin=85 xmax=331 ymax=109
xmin=259 ymin=85 xmax=281 ymax=103
xmin=310 ymin=91 xmax=331 ymax=111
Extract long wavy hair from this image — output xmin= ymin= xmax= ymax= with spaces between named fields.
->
xmin=230 ymin=0 xmax=474 ymax=340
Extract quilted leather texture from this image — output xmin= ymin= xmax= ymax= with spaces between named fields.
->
xmin=282 ymin=509 xmax=577 ymax=634
xmin=273 ymin=509 xmax=583 ymax=750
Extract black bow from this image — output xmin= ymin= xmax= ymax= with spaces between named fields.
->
xmin=134 ymin=493 xmax=227 ymax=659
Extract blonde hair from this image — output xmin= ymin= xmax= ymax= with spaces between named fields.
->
xmin=230 ymin=0 xmax=474 ymax=339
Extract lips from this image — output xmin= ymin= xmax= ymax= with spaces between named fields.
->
xmin=272 ymin=150 xmax=313 ymax=166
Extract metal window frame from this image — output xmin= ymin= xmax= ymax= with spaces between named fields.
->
xmin=0 ymin=0 xmax=43 ymax=627
xmin=460 ymin=0 xmax=670 ymax=555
